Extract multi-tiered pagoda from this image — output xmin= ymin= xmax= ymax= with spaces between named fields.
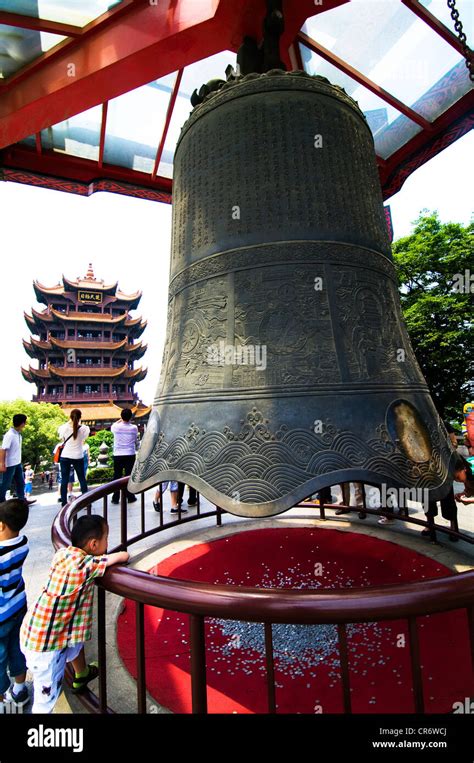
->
xmin=22 ymin=265 xmax=149 ymax=427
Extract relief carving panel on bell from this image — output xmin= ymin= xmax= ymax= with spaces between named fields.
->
xmin=231 ymin=265 xmax=339 ymax=387
xmin=157 ymin=276 xmax=229 ymax=397
xmin=156 ymin=302 xmax=174 ymax=396
xmin=158 ymin=262 xmax=341 ymax=396
xmin=333 ymin=268 xmax=424 ymax=384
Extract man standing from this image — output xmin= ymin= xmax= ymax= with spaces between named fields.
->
xmin=0 ymin=415 xmax=36 ymax=505
xmin=111 ymin=409 xmax=138 ymax=504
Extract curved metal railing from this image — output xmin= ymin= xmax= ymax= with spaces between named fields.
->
xmin=51 ymin=477 xmax=474 ymax=714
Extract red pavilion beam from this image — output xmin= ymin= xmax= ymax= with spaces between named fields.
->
xmin=379 ymin=88 xmax=473 ymax=198
xmin=1 ymin=144 xmax=173 ymax=196
xmin=98 ymin=103 xmax=108 ymax=169
xmin=152 ymin=69 xmax=183 ymax=180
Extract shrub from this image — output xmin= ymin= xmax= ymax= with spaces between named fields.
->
xmin=86 ymin=466 xmax=114 ymax=484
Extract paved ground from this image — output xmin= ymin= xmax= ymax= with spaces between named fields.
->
xmin=8 ymin=481 xmax=474 ymax=714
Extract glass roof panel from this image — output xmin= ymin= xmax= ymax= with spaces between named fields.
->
xmin=300 ymin=43 xmax=422 ymax=160
xmin=41 ymin=105 xmax=103 ymax=161
xmin=0 ymin=23 xmax=66 ymax=78
xmin=419 ymin=0 xmax=473 ymax=41
xmin=103 ymin=73 xmax=178 ymax=174
xmin=302 ymin=0 xmax=471 ymax=120
xmin=0 ymin=1 xmax=122 ymax=26
xmin=157 ymin=50 xmax=236 ymax=179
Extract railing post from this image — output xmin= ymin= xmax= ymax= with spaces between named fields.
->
xmin=97 ymin=586 xmax=107 ymax=713
xmin=264 ymin=622 xmax=277 ymax=713
xmin=318 ymin=491 xmax=326 ymax=520
xmin=216 ymin=506 xmax=222 ymax=526
xmin=102 ymin=494 xmax=108 ymax=524
xmin=120 ymin=484 xmax=127 ymax=550
xmin=467 ymin=605 xmax=474 ymax=696
xmin=189 ymin=614 xmax=207 ymax=713
xmin=159 ymin=483 xmax=164 ymax=528
xmin=136 ymin=601 xmax=147 ymax=714
xmin=177 ymin=482 xmax=184 ymax=522
xmin=427 ymin=513 xmax=437 ymax=543
xmin=337 ymin=623 xmax=352 ymax=713
xmin=140 ymin=491 xmax=145 ymax=536
xmin=408 ymin=616 xmax=424 ymax=713
xmin=359 ymin=484 xmax=367 ymax=518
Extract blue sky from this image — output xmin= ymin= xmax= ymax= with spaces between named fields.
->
xmin=0 ymin=129 xmax=472 ymax=405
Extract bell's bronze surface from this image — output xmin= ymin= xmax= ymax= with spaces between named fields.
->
xmin=130 ymin=71 xmax=455 ymax=515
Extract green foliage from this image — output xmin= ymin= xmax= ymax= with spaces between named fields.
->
xmin=392 ymin=212 xmax=473 ymax=421
xmin=0 ymin=400 xmax=67 ymax=469
xmin=86 ymin=466 xmax=114 ymax=484
xmin=87 ymin=430 xmax=114 ymax=468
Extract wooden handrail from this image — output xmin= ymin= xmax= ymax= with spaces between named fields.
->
xmin=52 ymin=479 xmax=474 ymax=625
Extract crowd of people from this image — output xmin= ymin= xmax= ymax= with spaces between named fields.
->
xmin=0 ymin=407 xmax=199 ymax=514
xmin=0 ymin=408 xmax=139 ymax=508
xmin=0 ymin=407 xmax=473 ymax=713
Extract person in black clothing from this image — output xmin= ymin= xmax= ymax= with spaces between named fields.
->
xmin=110 ymin=409 xmax=138 ymax=505
xmin=421 ymin=423 xmax=464 ymax=543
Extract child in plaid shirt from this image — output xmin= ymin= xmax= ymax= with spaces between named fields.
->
xmin=20 ymin=515 xmax=128 ymax=713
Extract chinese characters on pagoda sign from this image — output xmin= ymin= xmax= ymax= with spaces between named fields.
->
xmin=78 ymin=290 xmax=102 ymax=304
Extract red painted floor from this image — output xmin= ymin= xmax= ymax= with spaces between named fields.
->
xmin=117 ymin=527 xmax=472 ymax=713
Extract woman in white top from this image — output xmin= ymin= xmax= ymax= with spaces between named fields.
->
xmin=57 ymin=409 xmax=90 ymax=506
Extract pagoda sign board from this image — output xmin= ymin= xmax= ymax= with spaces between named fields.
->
xmin=78 ymin=289 xmax=103 ymax=304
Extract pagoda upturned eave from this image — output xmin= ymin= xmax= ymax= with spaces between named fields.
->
xmin=22 ymin=366 xmax=50 ymax=382
xmin=50 ymin=309 xmax=128 ymax=324
xmin=62 ymin=274 xmax=118 ymax=294
xmin=33 ymin=275 xmax=142 ymax=308
xmin=25 ymin=309 xmax=146 ymax=332
xmin=47 ymin=364 xmax=147 ymax=380
xmin=128 ymin=341 xmax=147 ymax=359
xmin=61 ymin=402 xmax=151 ymax=422
xmin=128 ymin=319 xmax=147 ymax=338
xmin=22 ymin=363 xmax=147 ymax=382
xmin=23 ymin=337 xmax=146 ymax=356
xmin=24 ymin=313 xmax=36 ymax=332
xmin=23 ymin=338 xmax=49 ymax=357
xmin=50 ymin=337 xmax=128 ymax=352
xmin=33 ymin=280 xmax=63 ymax=306
xmin=25 ymin=308 xmax=54 ymax=328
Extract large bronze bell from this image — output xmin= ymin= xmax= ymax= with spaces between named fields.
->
xmin=129 ymin=71 xmax=455 ymax=516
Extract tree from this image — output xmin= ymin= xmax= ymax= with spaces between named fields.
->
xmin=392 ymin=212 xmax=473 ymax=423
xmin=0 ymin=400 xmax=67 ymax=468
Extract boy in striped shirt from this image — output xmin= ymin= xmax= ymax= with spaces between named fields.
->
xmin=20 ymin=515 xmax=128 ymax=713
xmin=0 ymin=499 xmax=30 ymax=708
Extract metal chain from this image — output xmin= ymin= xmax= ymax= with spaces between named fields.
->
xmin=447 ymin=0 xmax=474 ymax=81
